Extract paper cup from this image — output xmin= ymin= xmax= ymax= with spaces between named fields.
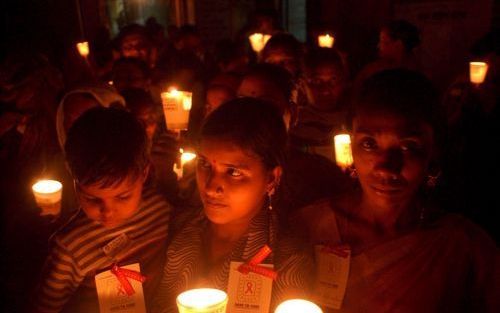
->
xmin=334 ymin=134 xmax=353 ymax=170
xmin=32 ymin=180 xmax=63 ymax=216
xmin=469 ymin=62 xmax=488 ymax=84
xmin=161 ymin=90 xmax=192 ymax=130
xmin=177 ymin=288 xmax=228 ymax=313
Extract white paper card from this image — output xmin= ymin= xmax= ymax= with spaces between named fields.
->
xmin=227 ymin=261 xmax=273 ymax=313
xmin=314 ymin=245 xmax=351 ymax=309
xmin=95 ymin=263 xmax=146 ymax=313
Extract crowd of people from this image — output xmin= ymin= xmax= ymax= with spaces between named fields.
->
xmin=0 ymin=10 xmax=498 ymax=313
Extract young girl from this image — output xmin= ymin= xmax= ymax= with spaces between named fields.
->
xmin=153 ymin=98 xmax=314 ymax=312
xmin=292 ymin=69 xmax=498 ymax=312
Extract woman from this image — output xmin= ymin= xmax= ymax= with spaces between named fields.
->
xmin=292 ymin=69 xmax=498 ymax=312
xmin=153 ymin=98 xmax=313 ymax=312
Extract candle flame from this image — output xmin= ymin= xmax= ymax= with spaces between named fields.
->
xmin=275 ymin=299 xmax=323 ymax=313
xmin=76 ymin=41 xmax=90 ymax=57
xmin=32 ymin=180 xmax=62 ymax=194
xmin=177 ymin=288 xmax=227 ymax=310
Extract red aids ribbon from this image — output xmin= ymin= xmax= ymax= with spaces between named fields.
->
xmin=238 ymin=245 xmax=278 ymax=280
xmin=321 ymin=244 xmax=350 ymax=258
xmin=111 ymin=264 xmax=147 ymax=296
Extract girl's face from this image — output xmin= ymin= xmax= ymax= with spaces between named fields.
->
xmin=196 ymin=138 xmax=281 ymax=226
xmin=352 ymin=110 xmax=435 ymax=211
xmin=264 ymin=48 xmax=299 ymax=77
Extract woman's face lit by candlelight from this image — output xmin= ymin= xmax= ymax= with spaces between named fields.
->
xmin=196 ymin=138 xmax=280 ymax=226
xmin=352 ymin=110 xmax=435 ymax=211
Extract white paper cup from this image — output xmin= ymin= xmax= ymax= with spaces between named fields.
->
xmin=334 ymin=134 xmax=353 ymax=170
xmin=177 ymin=288 xmax=228 ymax=313
xmin=32 ymin=180 xmax=62 ymax=216
xmin=161 ymin=90 xmax=192 ymax=130
xmin=469 ymin=62 xmax=488 ymax=84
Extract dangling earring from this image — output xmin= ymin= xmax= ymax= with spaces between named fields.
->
xmin=267 ymin=192 xmax=273 ymax=211
xmin=349 ymin=167 xmax=358 ymax=179
xmin=426 ymin=170 xmax=441 ymax=188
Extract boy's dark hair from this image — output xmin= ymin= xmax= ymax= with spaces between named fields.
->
xmin=65 ymin=106 xmax=149 ymax=187
xmin=112 ymin=57 xmax=151 ymax=79
xmin=114 ymin=24 xmax=152 ymax=49
xmin=200 ymin=97 xmax=287 ymax=170
xmin=121 ymin=87 xmax=156 ymax=115
xmin=244 ymin=63 xmax=294 ymax=103
xmin=351 ymin=69 xmax=444 ymax=146
xmin=305 ymin=48 xmax=344 ymax=72
xmin=383 ymin=20 xmax=421 ymax=52
xmin=262 ymin=33 xmax=303 ymax=62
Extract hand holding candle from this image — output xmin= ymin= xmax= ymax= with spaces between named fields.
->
xmin=76 ymin=41 xmax=90 ymax=58
xmin=469 ymin=62 xmax=488 ymax=85
xmin=32 ymin=180 xmax=63 ymax=216
xmin=334 ymin=134 xmax=353 ymax=171
xmin=173 ymin=148 xmax=197 ymax=180
xmin=249 ymin=33 xmax=272 ymax=53
xmin=318 ymin=34 xmax=334 ymax=48
xmin=176 ymin=288 xmax=228 ymax=313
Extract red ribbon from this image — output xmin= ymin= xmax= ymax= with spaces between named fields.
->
xmin=321 ymin=244 xmax=350 ymax=258
xmin=237 ymin=245 xmax=278 ymax=280
xmin=111 ymin=264 xmax=147 ymax=296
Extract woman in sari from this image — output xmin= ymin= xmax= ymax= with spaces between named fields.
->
xmin=292 ymin=69 xmax=498 ymax=312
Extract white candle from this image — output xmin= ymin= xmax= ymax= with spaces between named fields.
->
xmin=249 ymin=33 xmax=272 ymax=53
xmin=318 ymin=34 xmax=334 ymax=48
xmin=469 ymin=62 xmax=488 ymax=84
xmin=334 ymin=134 xmax=353 ymax=170
xmin=32 ymin=180 xmax=63 ymax=216
xmin=161 ymin=88 xmax=193 ymax=130
xmin=176 ymin=288 xmax=228 ymax=313
xmin=76 ymin=41 xmax=90 ymax=58
xmin=173 ymin=149 xmax=197 ymax=180
xmin=275 ymin=299 xmax=323 ymax=313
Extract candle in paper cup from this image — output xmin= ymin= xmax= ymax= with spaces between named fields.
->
xmin=173 ymin=149 xmax=197 ymax=180
xmin=334 ymin=134 xmax=353 ymax=170
xmin=176 ymin=288 xmax=228 ymax=313
xmin=32 ymin=180 xmax=63 ymax=216
xmin=76 ymin=41 xmax=90 ymax=58
xmin=318 ymin=34 xmax=334 ymax=48
xmin=275 ymin=299 xmax=323 ymax=313
xmin=469 ymin=62 xmax=488 ymax=84
xmin=161 ymin=89 xmax=193 ymax=130
xmin=249 ymin=33 xmax=271 ymax=53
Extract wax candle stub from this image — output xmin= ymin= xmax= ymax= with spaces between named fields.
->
xmin=32 ymin=180 xmax=63 ymax=216
xmin=318 ymin=34 xmax=334 ymax=48
xmin=174 ymin=149 xmax=197 ymax=180
xmin=275 ymin=299 xmax=323 ymax=313
xmin=177 ymin=288 xmax=228 ymax=313
xmin=469 ymin=62 xmax=488 ymax=84
xmin=76 ymin=41 xmax=90 ymax=58
xmin=249 ymin=33 xmax=271 ymax=53
xmin=334 ymin=134 xmax=353 ymax=170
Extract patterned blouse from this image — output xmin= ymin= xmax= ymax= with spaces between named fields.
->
xmin=153 ymin=207 xmax=314 ymax=312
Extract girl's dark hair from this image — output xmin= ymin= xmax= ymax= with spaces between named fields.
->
xmin=244 ymin=63 xmax=294 ymax=106
xmin=65 ymin=106 xmax=149 ymax=187
xmin=199 ymin=97 xmax=287 ymax=170
xmin=351 ymin=68 xmax=444 ymax=147
xmin=383 ymin=20 xmax=421 ymax=52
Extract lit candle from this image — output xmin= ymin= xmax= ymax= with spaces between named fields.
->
xmin=469 ymin=62 xmax=488 ymax=84
xmin=318 ymin=34 xmax=334 ymax=48
xmin=334 ymin=134 xmax=353 ymax=171
xmin=173 ymin=148 xmax=197 ymax=180
xmin=32 ymin=180 xmax=63 ymax=216
xmin=275 ymin=299 xmax=323 ymax=313
xmin=249 ymin=33 xmax=272 ymax=53
xmin=176 ymin=288 xmax=228 ymax=313
xmin=76 ymin=41 xmax=90 ymax=58
xmin=161 ymin=88 xmax=193 ymax=130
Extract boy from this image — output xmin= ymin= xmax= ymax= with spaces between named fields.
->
xmin=34 ymin=107 xmax=172 ymax=313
